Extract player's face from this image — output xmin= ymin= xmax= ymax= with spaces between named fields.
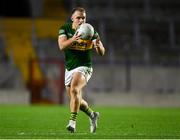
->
xmin=71 ymin=11 xmax=86 ymax=29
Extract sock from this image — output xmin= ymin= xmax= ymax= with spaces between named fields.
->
xmin=70 ymin=112 xmax=78 ymax=121
xmin=80 ymin=105 xmax=94 ymax=117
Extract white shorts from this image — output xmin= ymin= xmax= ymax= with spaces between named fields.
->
xmin=65 ymin=66 xmax=93 ymax=86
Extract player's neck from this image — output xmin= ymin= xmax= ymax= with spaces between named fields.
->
xmin=72 ymin=23 xmax=78 ymax=30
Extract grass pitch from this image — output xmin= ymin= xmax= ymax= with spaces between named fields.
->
xmin=0 ymin=105 xmax=180 ymax=139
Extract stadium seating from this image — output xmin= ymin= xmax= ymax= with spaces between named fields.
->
xmin=42 ymin=0 xmax=67 ymax=19
xmin=70 ymin=0 xmax=180 ymax=93
xmin=73 ymin=0 xmax=180 ymax=65
xmin=1 ymin=18 xmax=64 ymax=85
xmin=2 ymin=19 xmax=43 ymax=84
xmin=0 ymin=0 xmax=180 ymax=99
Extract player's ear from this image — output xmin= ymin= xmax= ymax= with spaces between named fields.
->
xmin=71 ymin=16 xmax=73 ymax=21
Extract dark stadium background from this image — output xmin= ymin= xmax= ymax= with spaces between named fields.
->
xmin=0 ymin=0 xmax=180 ymax=139
xmin=0 ymin=0 xmax=180 ymax=107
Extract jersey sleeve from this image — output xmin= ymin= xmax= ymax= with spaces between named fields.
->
xmin=58 ymin=25 xmax=67 ymax=37
xmin=92 ymin=30 xmax=99 ymax=41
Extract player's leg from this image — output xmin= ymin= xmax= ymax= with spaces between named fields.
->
xmin=67 ymin=85 xmax=94 ymax=119
xmin=66 ymin=86 xmax=76 ymax=132
xmin=76 ymin=66 xmax=99 ymax=133
xmin=80 ymin=99 xmax=99 ymax=133
xmin=70 ymin=72 xmax=86 ymax=112
xmin=66 ymin=72 xmax=86 ymax=133
xmin=80 ymin=99 xmax=94 ymax=117
xmin=67 ymin=86 xmax=99 ymax=133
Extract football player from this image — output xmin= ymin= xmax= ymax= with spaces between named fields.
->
xmin=58 ymin=7 xmax=105 ymax=133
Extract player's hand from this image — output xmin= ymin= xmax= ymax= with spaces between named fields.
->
xmin=93 ymin=38 xmax=100 ymax=48
xmin=71 ymin=32 xmax=81 ymax=42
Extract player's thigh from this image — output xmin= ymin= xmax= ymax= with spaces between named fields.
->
xmin=66 ymin=86 xmax=71 ymax=98
xmin=71 ymin=72 xmax=86 ymax=91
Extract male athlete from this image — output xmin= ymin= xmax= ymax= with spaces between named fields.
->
xmin=58 ymin=7 xmax=105 ymax=133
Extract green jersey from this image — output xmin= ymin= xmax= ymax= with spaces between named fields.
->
xmin=58 ymin=22 xmax=99 ymax=71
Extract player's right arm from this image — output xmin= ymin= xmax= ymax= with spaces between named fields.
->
xmin=58 ymin=33 xmax=81 ymax=51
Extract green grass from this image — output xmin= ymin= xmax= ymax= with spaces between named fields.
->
xmin=0 ymin=105 xmax=180 ymax=139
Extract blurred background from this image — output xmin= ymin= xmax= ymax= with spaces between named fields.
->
xmin=0 ymin=0 xmax=180 ymax=107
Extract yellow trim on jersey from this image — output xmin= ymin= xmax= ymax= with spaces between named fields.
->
xmin=69 ymin=39 xmax=93 ymax=51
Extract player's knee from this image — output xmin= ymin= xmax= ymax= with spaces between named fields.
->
xmin=70 ymin=87 xmax=80 ymax=97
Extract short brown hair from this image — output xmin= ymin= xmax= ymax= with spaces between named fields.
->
xmin=71 ymin=7 xmax=86 ymax=15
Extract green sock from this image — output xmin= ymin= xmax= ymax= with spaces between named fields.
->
xmin=80 ymin=105 xmax=93 ymax=117
xmin=70 ymin=112 xmax=78 ymax=121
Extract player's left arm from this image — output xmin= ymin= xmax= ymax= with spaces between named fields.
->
xmin=93 ymin=38 xmax=105 ymax=56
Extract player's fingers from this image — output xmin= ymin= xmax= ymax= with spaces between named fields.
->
xmin=75 ymin=31 xmax=79 ymax=35
xmin=96 ymin=38 xmax=100 ymax=44
xmin=77 ymin=34 xmax=81 ymax=38
xmin=76 ymin=35 xmax=81 ymax=40
xmin=95 ymin=38 xmax=100 ymax=45
xmin=96 ymin=37 xmax=100 ymax=42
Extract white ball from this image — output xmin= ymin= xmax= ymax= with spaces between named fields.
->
xmin=76 ymin=23 xmax=94 ymax=40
